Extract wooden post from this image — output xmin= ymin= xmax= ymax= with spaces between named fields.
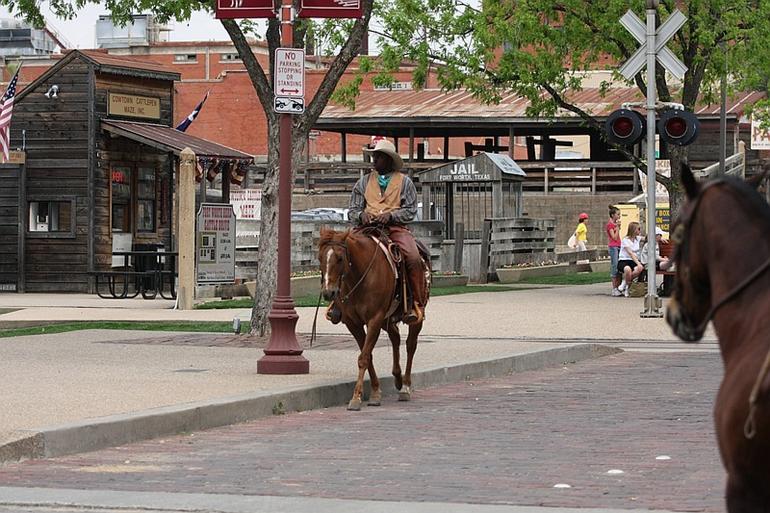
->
xmin=453 ymin=222 xmax=465 ymax=273
xmin=177 ymin=148 xmax=196 ymax=310
xmin=443 ymin=137 xmax=450 ymax=161
xmin=479 ymin=219 xmax=492 ymax=284
xmin=591 ymin=167 xmax=596 ymax=194
xmin=341 ymin=132 xmax=347 ymax=163
xmin=508 ymin=126 xmax=514 ymax=159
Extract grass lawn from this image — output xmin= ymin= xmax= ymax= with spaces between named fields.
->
xmin=196 ymin=283 xmax=525 ymax=310
xmin=515 ymin=271 xmax=610 ymax=285
xmin=0 ymin=321 xmax=247 ymax=339
xmin=0 ymin=274 xmax=602 ymax=338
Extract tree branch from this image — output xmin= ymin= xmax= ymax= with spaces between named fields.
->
xmin=220 ymin=19 xmax=277 ymax=125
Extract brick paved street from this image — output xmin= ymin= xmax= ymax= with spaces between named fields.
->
xmin=0 ymin=352 xmax=725 ymax=512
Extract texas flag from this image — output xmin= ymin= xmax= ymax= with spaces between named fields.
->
xmin=176 ymin=91 xmax=210 ymax=132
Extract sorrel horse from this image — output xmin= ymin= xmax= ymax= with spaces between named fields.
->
xmin=666 ymin=163 xmax=770 ymax=512
xmin=318 ymin=226 xmax=430 ymax=411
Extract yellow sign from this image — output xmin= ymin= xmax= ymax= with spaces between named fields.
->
xmin=6 ymin=151 xmax=25 ymax=164
xmin=108 ymin=93 xmax=161 ymax=120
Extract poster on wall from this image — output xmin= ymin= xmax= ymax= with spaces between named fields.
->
xmin=751 ymin=111 xmax=770 ymax=150
xmin=229 ymin=188 xmax=262 ymax=220
xmin=196 ymin=204 xmax=236 ymax=284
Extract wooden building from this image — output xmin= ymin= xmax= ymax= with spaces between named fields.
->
xmin=1 ymin=50 xmax=252 ymax=293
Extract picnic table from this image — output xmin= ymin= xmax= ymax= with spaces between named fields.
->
xmin=94 ymin=250 xmax=177 ymax=300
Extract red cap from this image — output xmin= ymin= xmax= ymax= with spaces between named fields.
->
xmin=578 ymin=212 xmax=589 ymax=220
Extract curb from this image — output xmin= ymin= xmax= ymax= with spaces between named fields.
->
xmin=1 ymin=343 xmax=620 ymax=464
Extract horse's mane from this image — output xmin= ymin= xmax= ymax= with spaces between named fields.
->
xmin=319 ymin=227 xmax=351 ymax=250
xmin=713 ymin=175 xmax=770 ymax=231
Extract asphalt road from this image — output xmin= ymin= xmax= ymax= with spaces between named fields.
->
xmin=0 ymin=350 xmax=725 ymax=513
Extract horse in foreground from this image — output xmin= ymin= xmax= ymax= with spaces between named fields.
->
xmin=666 ymin=164 xmax=770 ymax=512
xmin=318 ymin=226 xmax=430 ymax=411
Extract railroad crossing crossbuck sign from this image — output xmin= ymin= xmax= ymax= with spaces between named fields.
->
xmin=619 ymin=9 xmax=687 ymax=80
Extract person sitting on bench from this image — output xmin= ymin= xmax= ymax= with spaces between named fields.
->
xmin=639 ymin=227 xmax=671 ymax=274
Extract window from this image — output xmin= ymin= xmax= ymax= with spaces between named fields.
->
xmin=220 ymin=53 xmax=241 ymax=62
xmin=174 ymin=53 xmax=198 ymax=63
xmin=137 ymin=167 xmax=156 ymax=233
xmin=111 ymin=166 xmax=132 ymax=232
xmin=27 ymin=199 xmax=76 ymax=238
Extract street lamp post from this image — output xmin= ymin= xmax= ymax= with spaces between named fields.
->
xmin=257 ymin=0 xmax=310 ymax=374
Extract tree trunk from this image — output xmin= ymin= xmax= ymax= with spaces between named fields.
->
xmin=667 ymin=146 xmax=690 ymax=219
xmin=250 ymin=120 xmax=281 ymax=335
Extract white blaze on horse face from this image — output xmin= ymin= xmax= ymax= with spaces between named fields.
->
xmin=324 ymin=248 xmax=335 ymax=290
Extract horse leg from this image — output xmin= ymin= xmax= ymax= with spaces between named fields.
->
xmin=385 ymin=322 xmax=403 ymax=391
xmin=399 ymin=321 xmax=422 ymax=401
xmin=347 ymin=322 xmax=381 ymax=407
xmin=349 ymin=318 xmax=384 ymax=411
xmin=725 ymin=473 xmax=768 ymax=513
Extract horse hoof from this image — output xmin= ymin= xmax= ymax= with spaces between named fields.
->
xmin=368 ymin=391 xmax=382 ymax=406
xmin=347 ymin=398 xmax=362 ymax=411
xmin=398 ymin=386 xmax=412 ymax=401
xmin=394 ymin=375 xmax=403 ymax=391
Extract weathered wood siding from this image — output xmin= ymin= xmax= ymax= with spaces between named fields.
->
xmin=11 ymin=62 xmax=91 ymax=292
xmin=92 ymin=73 xmax=175 ymax=273
xmin=0 ymin=165 xmax=23 ymax=292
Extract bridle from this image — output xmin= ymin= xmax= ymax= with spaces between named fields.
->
xmin=672 ymin=178 xmax=770 ymax=335
xmin=321 ymin=235 xmax=379 ymax=304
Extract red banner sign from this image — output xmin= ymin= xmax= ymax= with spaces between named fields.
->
xmin=298 ymin=0 xmax=363 ymax=18
xmin=215 ymin=0 xmax=274 ymax=19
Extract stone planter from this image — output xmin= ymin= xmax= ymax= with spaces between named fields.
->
xmin=245 ymin=275 xmax=321 ymax=299
xmin=496 ymin=263 xmax=569 ymax=283
xmin=431 ymin=274 xmax=469 ymax=288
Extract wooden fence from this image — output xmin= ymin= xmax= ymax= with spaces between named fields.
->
xmin=479 ymin=217 xmax=556 ymax=282
xmin=258 ymin=160 xmax=643 ymax=195
xmin=235 ymin=220 xmax=446 ymax=278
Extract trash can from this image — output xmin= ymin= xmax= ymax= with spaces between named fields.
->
xmin=133 ymin=243 xmax=164 ymax=297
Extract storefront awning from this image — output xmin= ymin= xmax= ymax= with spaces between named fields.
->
xmin=102 ymin=119 xmax=253 ymax=159
xmin=102 ymin=120 xmax=254 ymax=184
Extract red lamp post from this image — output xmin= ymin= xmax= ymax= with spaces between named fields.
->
xmin=257 ymin=0 xmax=310 ymax=374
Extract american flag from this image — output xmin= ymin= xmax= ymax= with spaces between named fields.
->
xmin=176 ymin=90 xmax=210 ymax=132
xmin=0 ymin=65 xmax=20 ymax=163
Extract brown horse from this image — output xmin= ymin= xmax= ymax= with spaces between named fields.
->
xmin=666 ymin=164 xmax=770 ymax=513
xmin=318 ymin=226 xmax=430 ymax=411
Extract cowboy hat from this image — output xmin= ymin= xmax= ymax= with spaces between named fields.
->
xmin=363 ymin=139 xmax=404 ymax=171
xmin=655 ymin=226 xmax=668 ymax=237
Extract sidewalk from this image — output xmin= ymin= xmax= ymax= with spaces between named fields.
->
xmin=0 ymin=283 xmax=713 ymax=463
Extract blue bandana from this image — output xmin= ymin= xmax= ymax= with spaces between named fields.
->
xmin=377 ymin=174 xmax=392 ymax=188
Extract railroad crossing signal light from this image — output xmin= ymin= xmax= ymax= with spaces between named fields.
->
xmin=658 ymin=109 xmax=700 ymax=146
xmin=605 ymin=109 xmax=646 ymax=146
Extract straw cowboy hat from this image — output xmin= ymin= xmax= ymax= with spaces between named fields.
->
xmin=363 ymin=139 xmax=404 ymax=171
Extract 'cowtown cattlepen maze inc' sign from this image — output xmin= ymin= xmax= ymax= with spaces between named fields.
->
xmin=216 ymin=0 xmax=362 ymax=18
xmin=108 ymin=93 xmax=161 ymax=120
xmin=196 ymin=204 xmax=236 ymax=284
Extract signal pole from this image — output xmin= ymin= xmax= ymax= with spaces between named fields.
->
xmin=641 ymin=0 xmax=662 ymax=318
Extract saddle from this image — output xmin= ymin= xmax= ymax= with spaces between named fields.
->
xmin=341 ymin=226 xmax=431 ymax=325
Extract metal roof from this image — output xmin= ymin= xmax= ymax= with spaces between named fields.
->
xmin=316 ymin=88 xmax=765 ymax=138
xmin=102 ymin=120 xmax=254 ymax=161
xmin=78 ymin=50 xmax=180 ymax=80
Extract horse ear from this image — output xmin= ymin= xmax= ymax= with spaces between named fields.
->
xmin=680 ymin=161 xmax=699 ymax=199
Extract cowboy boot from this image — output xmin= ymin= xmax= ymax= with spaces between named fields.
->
xmin=325 ymin=302 xmax=342 ymax=324
xmin=402 ymin=302 xmax=424 ymax=325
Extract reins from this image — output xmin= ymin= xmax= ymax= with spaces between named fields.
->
xmin=694 ymin=256 xmax=770 ymax=335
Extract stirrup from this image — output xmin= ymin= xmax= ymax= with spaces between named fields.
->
xmin=325 ymin=303 xmax=342 ymax=324
xmin=402 ymin=303 xmax=424 ymax=325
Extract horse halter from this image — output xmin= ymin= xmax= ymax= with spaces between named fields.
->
xmin=673 ymin=178 xmax=770 ymax=335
